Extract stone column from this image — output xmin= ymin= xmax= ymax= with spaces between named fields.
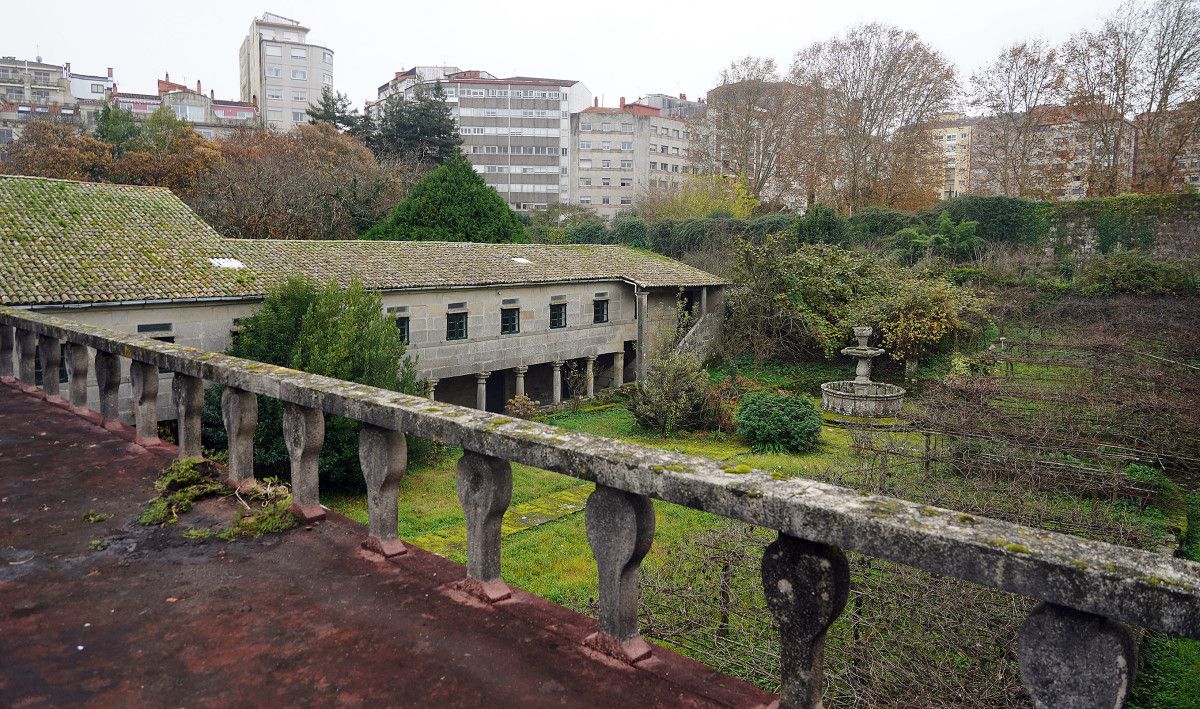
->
xmin=1019 ymin=602 xmax=1137 ymax=709
xmin=65 ymin=343 xmax=90 ymax=412
xmin=427 ymin=378 xmax=438 ymax=401
xmin=585 ymin=356 xmax=596 ymax=398
xmin=283 ymin=402 xmax=325 ymax=522
xmin=551 ymin=361 xmax=563 ymax=405
xmin=94 ymin=350 xmax=121 ymax=425
xmin=612 ymin=351 xmax=625 ymax=387
xmin=172 ymin=373 xmax=203 ymax=458
xmin=221 ymin=386 xmax=257 ymax=487
xmin=0 ymin=324 xmax=14 ymax=382
xmin=635 ymin=291 xmax=649 ymax=388
xmin=38 ymin=335 xmax=63 ymax=402
xmin=700 ymin=286 xmax=708 ymax=315
xmin=514 ymin=366 xmax=527 ymax=398
xmin=359 ymin=424 xmax=407 ymax=557
xmin=16 ymin=329 xmax=38 ymax=393
xmin=475 ymin=371 xmax=490 ymax=411
xmin=762 ymin=533 xmax=849 ymax=709
xmin=584 ymin=485 xmax=655 ymax=663
xmin=129 ymin=360 xmax=160 ymax=446
xmin=455 ymin=450 xmax=514 ymax=603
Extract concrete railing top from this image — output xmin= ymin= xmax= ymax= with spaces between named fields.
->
xmin=3 ymin=304 xmax=1199 ymax=640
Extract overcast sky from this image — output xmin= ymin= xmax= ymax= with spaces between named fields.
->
xmin=10 ymin=0 xmax=1124 ymax=110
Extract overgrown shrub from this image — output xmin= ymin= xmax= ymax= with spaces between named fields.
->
xmin=735 ymin=391 xmax=823 ymax=453
xmin=1075 ymin=249 xmax=1198 ymax=297
xmin=504 ymin=394 xmax=540 ymax=419
xmin=849 ymin=207 xmax=921 ymax=245
xmin=628 ymin=349 xmax=714 ymax=436
xmin=794 ymin=204 xmax=849 ymax=245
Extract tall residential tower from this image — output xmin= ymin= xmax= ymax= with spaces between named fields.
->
xmin=238 ymin=12 xmax=333 ymax=131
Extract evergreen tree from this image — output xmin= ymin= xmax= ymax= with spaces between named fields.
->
xmin=306 ymin=87 xmax=360 ymax=133
xmin=94 ymin=104 xmax=142 ymax=155
xmin=375 ymin=82 xmax=462 ymax=164
xmin=362 ymin=154 xmax=527 ymax=243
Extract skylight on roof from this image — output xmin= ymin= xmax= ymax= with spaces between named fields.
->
xmin=209 ymin=257 xmax=246 ymax=269
xmin=511 ymin=257 xmax=532 ymax=265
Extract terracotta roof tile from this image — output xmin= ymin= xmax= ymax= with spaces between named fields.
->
xmin=0 ymin=176 xmax=725 ymax=306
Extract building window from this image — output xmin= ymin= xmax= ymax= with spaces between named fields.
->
xmin=292 ymin=111 xmax=306 ymax=123
xmin=620 ymin=160 xmax=633 ymax=169
xmin=323 ymin=51 xmax=333 ymax=64
xmin=579 ymin=196 xmax=592 ymax=205
xmin=265 ymin=45 xmax=282 ymax=57
xmin=593 ymin=299 xmax=609 ymax=324
xmin=620 ymin=178 xmax=632 ymax=187
xmin=601 ymin=159 xmax=611 ymax=168
xmin=620 ymin=141 xmax=632 ymax=150
xmin=291 ymin=48 xmax=307 ymax=58
xmin=579 ymin=159 xmax=592 ymax=168
xmin=291 ymin=69 xmax=308 ymax=80
xmin=395 ymin=316 xmax=410 ymax=343
xmin=266 ymin=87 xmax=282 ymax=100
xmin=579 ymin=141 xmax=591 ymax=149
xmin=323 ymin=73 xmax=333 ymax=85
xmin=446 ymin=312 xmax=468 ymax=341
xmin=581 ymin=122 xmax=592 ymax=131
xmin=550 ymin=303 xmax=567 ymax=329
xmin=601 ymin=196 xmax=611 ymax=205
xmin=620 ymin=123 xmax=633 ymax=132
xmin=620 ymin=197 xmax=633 ymax=205
xmin=601 ymin=122 xmax=611 ymax=131
xmin=601 ymin=177 xmax=611 ymax=187
xmin=500 ymin=307 xmax=520 ymax=335
xmin=579 ymin=178 xmax=592 ymax=186
xmin=91 ymin=83 xmax=105 ymax=94
xmin=266 ymin=66 xmax=282 ymax=78
xmin=601 ymin=141 xmax=611 ymax=150
xmin=292 ymin=90 xmax=307 ymax=102
xmin=267 ymin=109 xmax=283 ymax=121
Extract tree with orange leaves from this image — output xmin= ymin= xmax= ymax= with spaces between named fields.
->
xmin=2 ymin=121 xmax=112 ymax=181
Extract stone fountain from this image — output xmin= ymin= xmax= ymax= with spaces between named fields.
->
xmin=820 ymin=326 xmax=906 ymax=417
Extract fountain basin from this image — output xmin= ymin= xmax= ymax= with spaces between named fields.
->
xmin=820 ymin=380 xmax=906 ymax=417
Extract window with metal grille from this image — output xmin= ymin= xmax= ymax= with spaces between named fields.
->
xmin=446 ymin=312 xmax=468 ymax=341
xmin=550 ymin=303 xmax=567 ymax=329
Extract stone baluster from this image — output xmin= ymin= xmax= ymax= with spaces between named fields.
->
xmin=37 ymin=335 xmax=63 ymax=403
xmin=427 ymin=378 xmax=438 ymax=401
xmin=635 ymin=291 xmax=649 ymax=387
xmin=359 ymin=424 xmax=407 ymax=558
xmin=94 ymin=350 xmax=121 ymax=426
xmin=514 ymin=366 xmax=527 ymax=398
xmin=16 ymin=329 xmax=38 ymax=393
xmin=583 ymin=485 xmax=655 ymax=663
xmin=612 ymin=351 xmax=624 ymax=387
xmin=585 ymin=355 xmax=596 ymax=398
xmin=455 ymin=450 xmax=514 ymax=602
xmin=129 ymin=360 xmax=160 ymax=446
xmin=64 ymin=343 xmax=90 ymax=413
xmin=283 ymin=402 xmax=325 ymax=522
xmin=172 ymin=373 xmax=204 ymax=458
xmin=762 ymin=533 xmax=850 ymax=709
xmin=1018 ymin=602 xmax=1137 ymax=709
xmin=475 ymin=371 xmax=490 ymax=410
xmin=0 ymin=324 xmax=14 ymax=382
xmin=551 ymin=361 xmax=563 ymax=405
xmin=221 ymin=387 xmax=257 ymax=487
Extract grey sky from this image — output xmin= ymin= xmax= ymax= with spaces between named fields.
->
xmin=10 ymin=0 xmax=1124 ymax=110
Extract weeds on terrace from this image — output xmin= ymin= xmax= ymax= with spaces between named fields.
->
xmin=139 ymin=458 xmax=298 ymax=540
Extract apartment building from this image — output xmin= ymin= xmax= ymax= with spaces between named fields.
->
xmin=373 ymin=66 xmax=591 ymax=211
xmin=926 ymin=112 xmax=979 ymax=200
xmin=569 ymin=98 xmax=696 ymax=219
xmin=114 ymin=74 xmax=258 ymax=139
xmin=238 ymin=12 xmax=333 ymax=131
xmin=1134 ymin=103 xmax=1200 ymax=191
xmin=0 ymin=57 xmax=111 ymax=160
xmin=637 ymin=92 xmax=706 ymax=120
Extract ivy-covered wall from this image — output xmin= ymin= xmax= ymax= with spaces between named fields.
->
xmin=1042 ymin=193 xmax=1200 ymax=258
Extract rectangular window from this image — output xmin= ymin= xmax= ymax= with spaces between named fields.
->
xmin=620 ymin=160 xmax=633 ymax=169
xmin=292 ymin=111 xmax=306 ymax=123
xmin=581 ymin=122 xmax=592 ymax=131
xmin=292 ymin=90 xmax=307 ymax=102
xmin=395 ymin=316 xmax=410 ymax=343
xmin=266 ymin=87 xmax=282 ymax=100
xmin=620 ymin=197 xmax=633 ymax=205
xmin=601 ymin=141 xmax=611 ymax=150
xmin=323 ymin=51 xmax=334 ymax=63
xmin=601 ymin=196 xmax=611 ymax=205
xmin=549 ymin=303 xmax=567 ymax=329
xmin=290 ymin=48 xmax=307 ymax=58
xmin=593 ymin=300 xmax=609 ymax=324
xmin=291 ymin=69 xmax=308 ymax=80
xmin=265 ymin=45 xmax=282 ymax=56
xmin=446 ymin=312 xmax=468 ymax=341
xmin=620 ymin=123 xmax=633 ymax=132
xmin=266 ymin=66 xmax=282 ymax=78
xmin=601 ymin=159 xmax=611 ymax=168
xmin=620 ymin=178 xmax=632 ymax=187
xmin=579 ymin=141 xmax=591 ymax=149
xmin=91 ymin=83 xmax=105 ymax=94
xmin=579 ymin=196 xmax=592 ymax=205
xmin=620 ymin=141 xmax=632 ymax=150
xmin=500 ymin=307 xmax=520 ymax=335
xmin=323 ymin=73 xmax=333 ymax=85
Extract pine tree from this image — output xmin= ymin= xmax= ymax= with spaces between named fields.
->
xmin=306 ymin=87 xmax=360 ymax=133
xmin=94 ymin=104 xmax=142 ymax=155
xmin=361 ymin=154 xmax=527 ymax=243
xmin=375 ymin=82 xmax=462 ymax=164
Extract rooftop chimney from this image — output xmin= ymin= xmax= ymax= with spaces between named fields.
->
xmin=593 ymin=97 xmax=598 ymax=107
xmin=64 ymin=62 xmax=71 ymax=74
xmin=196 ymin=79 xmax=202 ymax=93
xmin=680 ymin=93 xmax=686 ymax=100
xmin=107 ymin=67 xmax=113 ymax=78
xmin=210 ymin=89 xmax=214 ymax=100
xmin=619 ymin=96 xmax=625 ymax=108
xmin=165 ymin=72 xmax=170 ymax=82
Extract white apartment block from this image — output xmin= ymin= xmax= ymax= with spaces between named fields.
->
xmin=238 ymin=12 xmax=333 ymax=132
xmin=115 ymin=74 xmax=259 ymax=140
xmin=374 ymin=66 xmax=591 ymax=211
xmin=0 ymin=57 xmax=112 ymax=159
xmin=570 ymin=99 xmax=697 ymax=219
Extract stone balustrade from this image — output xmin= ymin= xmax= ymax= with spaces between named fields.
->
xmin=2 ymin=305 xmax=1199 ymax=709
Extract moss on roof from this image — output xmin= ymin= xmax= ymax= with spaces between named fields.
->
xmin=0 ymin=176 xmax=725 ymax=306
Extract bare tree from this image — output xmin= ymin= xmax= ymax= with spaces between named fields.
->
xmin=1132 ymin=0 xmax=1200 ymax=192
xmin=969 ymin=40 xmax=1068 ymax=198
xmin=789 ymin=23 xmax=958 ymax=213
xmin=689 ymin=57 xmax=798 ymax=203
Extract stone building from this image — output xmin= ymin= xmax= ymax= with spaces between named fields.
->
xmin=372 ymin=66 xmax=592 ymax=212
xmin=569 ymin=99 xmax=697 ymax=219
xmin=238 ymin=12 xmax=334 ymax=132
xmin=0 ymin=175 xmax=724 ymax=417
xmin=924 ymin=112 xmax=978 ymax=200
xmin=114 ymin=74 xmax=258 ymax=139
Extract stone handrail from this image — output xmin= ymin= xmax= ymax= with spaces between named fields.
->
xmin=2 ymin=305 xmax=1198 ymax=708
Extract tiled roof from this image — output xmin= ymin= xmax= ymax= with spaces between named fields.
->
xmin=0 ymin=176 xmax=725 ymax=306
